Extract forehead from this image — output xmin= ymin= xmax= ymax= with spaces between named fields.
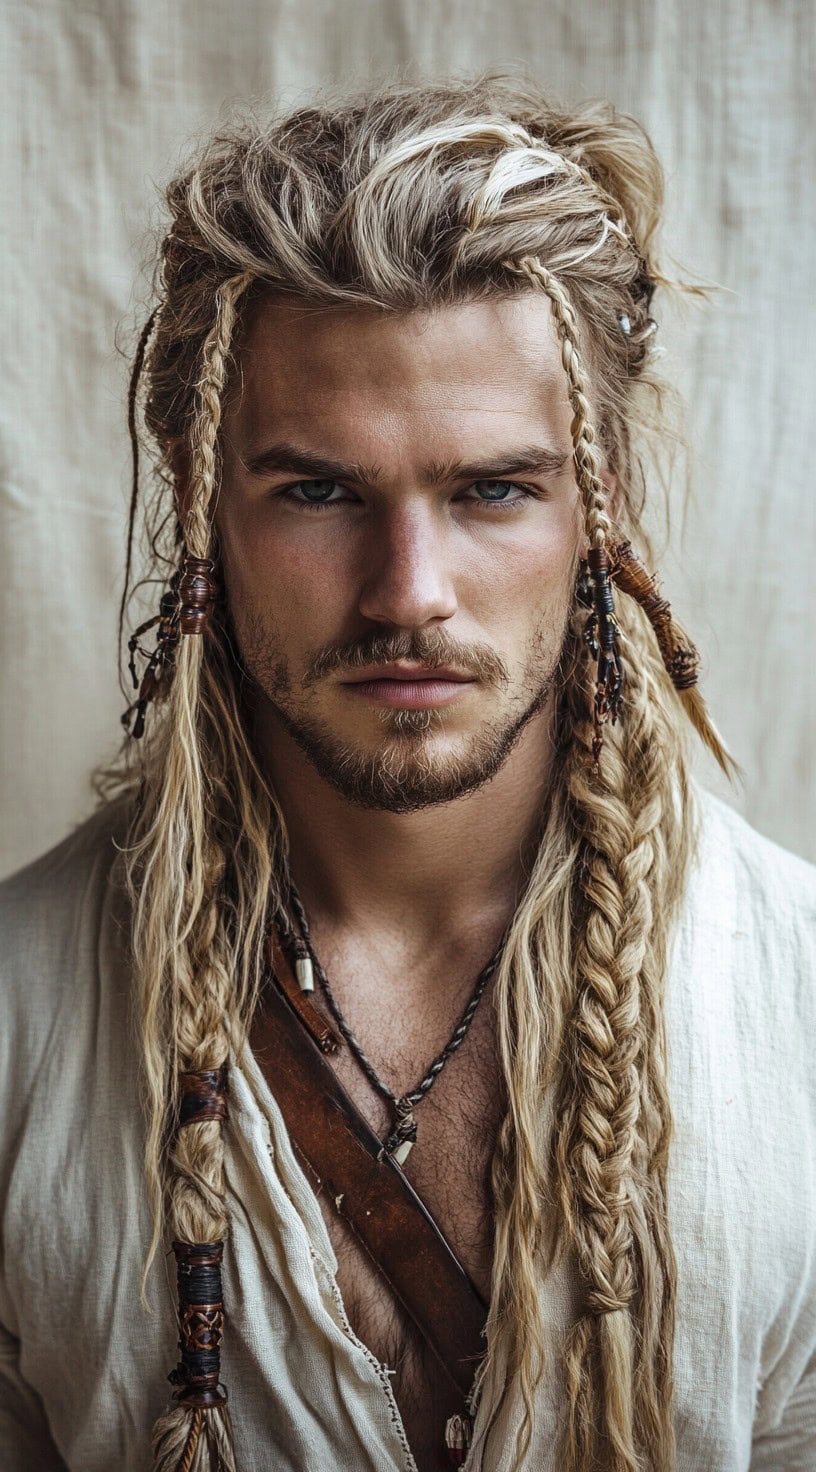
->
xmin=224 ymin=294 xmax=574 ymax=461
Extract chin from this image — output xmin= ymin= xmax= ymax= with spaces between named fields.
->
xmin=300 ymin=720 xmax=531 ymax=812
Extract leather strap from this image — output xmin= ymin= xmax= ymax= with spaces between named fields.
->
xmin=249 ymin=937 xmax=488 ymax=1400
xmin=178 ymin=1067 xmax=229 ymax=1127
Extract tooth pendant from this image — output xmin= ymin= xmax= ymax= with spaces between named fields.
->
xmin=445 ymin=1411 xmax=473 ymax=1466
xmin=295 ymin=956 xmax=314 ymax=993
xmin=391 ymin=1137 xmax=414 ymax=1166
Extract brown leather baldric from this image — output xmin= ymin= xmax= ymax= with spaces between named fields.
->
xmin=249 ymin=935 xmax=488 ymax=1401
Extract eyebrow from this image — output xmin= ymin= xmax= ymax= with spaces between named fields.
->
xmin=424 ymin=445 xmax=569 ymax=483
xmin=242 ymin=439 xmax=569 ymax=485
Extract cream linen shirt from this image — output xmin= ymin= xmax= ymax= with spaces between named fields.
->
xmin=0 ymin=785 xmax=814 ymax=1471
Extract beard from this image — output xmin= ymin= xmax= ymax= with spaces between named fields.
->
xmin=233 ymin=615 xmax=567 ymax=814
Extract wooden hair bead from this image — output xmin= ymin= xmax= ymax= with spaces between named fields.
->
xmin=177 ymin=557 xmax=218 ymax=635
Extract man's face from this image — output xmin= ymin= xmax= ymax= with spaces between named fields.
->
xmin=216 ymin=294 xmax=583 ymax=811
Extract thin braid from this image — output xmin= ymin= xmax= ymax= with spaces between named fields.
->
xmin=507 ymin=256 xmax=612 ymax=550
xmin=184 ymin=272 xmax=253 ymax=556
xmin=492 ymin=235 xmax=686 ymax=1467
xmin=502 ymin=254 xmax=735 ymax=782
xmin=118 ymin=305 xmax=161 ymax=674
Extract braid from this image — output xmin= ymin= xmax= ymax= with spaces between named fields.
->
xmin=480 ymin=601 xmax=686 ymax=1472
xmin=184 ymin=273 xmax=253 ymax=556
xmin=118 ymin=304 xmax=161 ymax=681
xmin=557 ymin=625 xmax=675 ymax=1471
xmin=475 ymin=257 xmax=682 ymax=1471
xmin=509 ymin=255 xmax=611 ymax=549
xmin=143 ymin=271 xmax=252 ymax=1472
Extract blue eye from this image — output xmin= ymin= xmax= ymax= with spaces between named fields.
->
xmin=473 ymin=480 xmax=513 ymax=500
xmin=287 ymin=479 xmax=342 ymax=505
xmin=468 ymin=480 xmax=530 ymax=506
xmin=279 ymin=477 xmax=535 ymax=512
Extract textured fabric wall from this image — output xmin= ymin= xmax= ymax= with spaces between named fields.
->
xmin=2 ymin=0 xmax=814 ymax=876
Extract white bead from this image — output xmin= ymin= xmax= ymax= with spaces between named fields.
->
xmin=391 ymin=1138 xmax=414 ymax=1166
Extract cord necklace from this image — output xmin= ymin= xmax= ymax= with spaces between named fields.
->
xmin=281 ymin=882 xmax=505 ymax=1164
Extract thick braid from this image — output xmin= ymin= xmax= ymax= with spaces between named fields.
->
xmin=551 ymin=605 xmax=680 ymax=1472
xmin=148 ymin=271 xmax=252 ymax=1472
xmin=481 ymin=607 xmax=682 ymax=1472
xmin=563 ymin=702 xmax=643 ymax=1471
xmin=493 ymin=255 xmax=677 ymax=1468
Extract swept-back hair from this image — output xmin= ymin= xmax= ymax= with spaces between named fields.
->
xmin=110 ymin=74 xmax=735 ymax=1472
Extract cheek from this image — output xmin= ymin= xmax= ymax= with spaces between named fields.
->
xmin=218 ymin=508 xmax=353 ymax=648
xmin=465 ymin=510 xmax=580 ymax=626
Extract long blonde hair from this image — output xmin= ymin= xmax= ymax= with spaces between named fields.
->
xmin=111 ymin=75 xmax=735 ymax=1472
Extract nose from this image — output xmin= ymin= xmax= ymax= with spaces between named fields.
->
xmin=357 ymin=499 xmax=458 ymax=629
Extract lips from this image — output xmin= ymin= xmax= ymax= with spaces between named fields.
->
xmin=340 ymin=662 xmax=476 ymax=709
xmin=342 ymin=662 xmax=474 ymax=684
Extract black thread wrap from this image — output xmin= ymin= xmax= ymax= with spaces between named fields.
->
xmin=585 ymin=547 xmax=624 ymax=763
xmin=591 ymin=552 xmax=616 ymax=627
xmin=168 ymin=1241 xmax=227 ymax=1408
xmin=587 ymin=549 xmax=623 ymax=695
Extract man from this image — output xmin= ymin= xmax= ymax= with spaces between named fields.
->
xmin=1 ymin=77 xmax=814 ymax=1472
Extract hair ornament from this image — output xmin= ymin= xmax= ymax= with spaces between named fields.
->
xmin=579 ymin=547 xmax=625 ymax=767
xmin=151 ymin=1066 xmax=234 ymax=1471
xmin=177 ymin=1067 xmax=230 ymax=1128
xmin=122 ymin=553 xmax=218 ymax=738
xmin=167 ymin=1240 xmax=227 ymax=1411
xmin=609 ymin=540 xmax=699 ymax=690
xmin=177 ymin=557 xmax=218 ymax=635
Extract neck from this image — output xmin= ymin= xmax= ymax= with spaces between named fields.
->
xmin=253 ymin=699 xmax=557 ymax=947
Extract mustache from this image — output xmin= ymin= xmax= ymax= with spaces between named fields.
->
xmin=302 ymin=628 xmax=510 ymax=688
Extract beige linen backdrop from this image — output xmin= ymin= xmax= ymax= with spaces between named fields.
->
xmin=1 ymin=0 xmax=814 ymax=877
